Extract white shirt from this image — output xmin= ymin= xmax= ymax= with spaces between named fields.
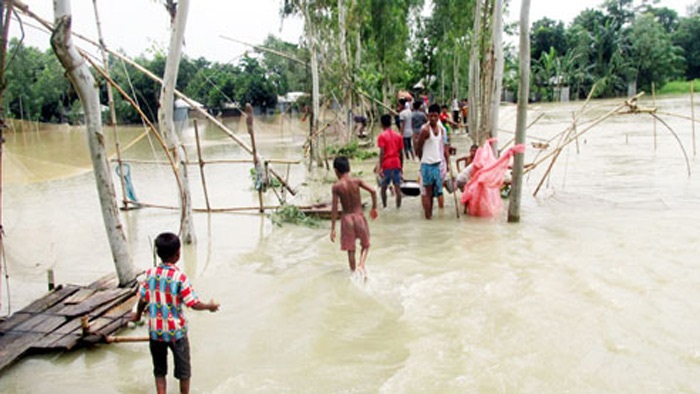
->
xmin=421 ymin=124 xmax=444 ymax=165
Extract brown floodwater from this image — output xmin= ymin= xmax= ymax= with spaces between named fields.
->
xmin=1 ymin=95 xmax=699 ymax=393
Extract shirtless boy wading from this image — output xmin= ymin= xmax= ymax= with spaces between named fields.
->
xmin=330 ymin=156 xmax=378 ymax=278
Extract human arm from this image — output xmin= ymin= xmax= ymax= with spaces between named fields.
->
xmin=455 ymin=156 xmax=466 ymax=171
xmin=414 ymin=126 xmax=428 ymax=159
xmin=131 ymin=299 xmax=147 ymax=322
xmin=330 ymin=186 xmax=339 ymax=242
xmin=358 ymin=179 xmax=378 ymax=220
xmin=443 ymin=143 xmax=451 ymax=172
xmin=192 ymin=299 xmax=219 ymax=312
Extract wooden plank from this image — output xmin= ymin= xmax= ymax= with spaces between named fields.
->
xmin=36 ymin=293 xmax=137 ymax=350
xmin=27 ymin=332 xmax=72 ymax=351
xmin=63 ymin=289 xmax=97 ymax=305
xmin=14 ymin=315 xmax=68 ymax=335
xmin=0 ymin=285 xmax=80 ymax=332
xmin=102 ymin=294 xmax=138 ymax=318
xmin=88 ymin=273 xmax=118 ymax=290
xmin=43 ymin=332 xmax=82 ymax=350
xmin=58 ymin=288 xmax=130 ymax=317
xmin=0 ymin=332 xmax=43 ymax=372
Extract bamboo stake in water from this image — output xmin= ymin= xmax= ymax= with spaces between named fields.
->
xmin=245 ymin=104 xmax=265 ymax=213
xmin=193 ymin=120 xmax=211 ymax=211
xmin=691 ymin=81 xmax=696 ymax=157
xmin=652 ymin=82 xmax=657 ymax=151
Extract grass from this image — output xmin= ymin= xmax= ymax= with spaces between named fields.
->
xmin=268 ymin=204 xmax=320 ymax=228
xmin=656 ymin=79 xmax=700 ymax=95
xmin=327 ymin=140 xmax=377 ymax=161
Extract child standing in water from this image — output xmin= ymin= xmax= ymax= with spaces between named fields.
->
xmin=330 ymin=156 xmax=378 ymax=278
xmin=131 ymin=232 xmax=219 ymax=394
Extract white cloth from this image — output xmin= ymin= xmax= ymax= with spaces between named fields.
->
xmin=421 ymin=124 xmax=444 ymax=165
xmin=456 ymin=164 xmax=473 ymax=190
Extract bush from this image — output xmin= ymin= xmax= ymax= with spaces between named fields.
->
xmin=327 ymin=141 xmax=377 ymax=161
xmin=657 ymin=79 xmax=700 ymax=95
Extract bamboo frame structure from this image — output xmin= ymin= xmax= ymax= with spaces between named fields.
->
xmin=9 ymin=0 xmax=305 ymax=215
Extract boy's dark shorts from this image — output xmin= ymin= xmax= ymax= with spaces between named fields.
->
xmin=150 ymin=336 xmax=191 ymax=379
xmin=380 ymin=168 xmax=402 ymax=187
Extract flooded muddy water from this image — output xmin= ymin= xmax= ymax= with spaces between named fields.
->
xmin=1 ymin=96 xmax=699 ymax=393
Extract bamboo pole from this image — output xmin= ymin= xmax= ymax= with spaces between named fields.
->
xmin=193 ymin=120 xmax=211 ymax=211
xmin=105 ymin=335 xmax=149 ymax=343
xmin=448 ymin=156 xmax=460 ymax=219
xmin=84 ymin=55 xmax=185 ymax=208
xmin=110 ymin=158 xmax=301 ymax=166
xmin=526 ymin=92 xmax=642 ymax=175
xmin=650 ymin=113 xmax=692 ymax=176
xmin=353 ymin=87 xmax=398 ymax=115
xmin=245 ymin=104 xmax=264 ymax=213
xmin=652 ymin=82 xmax=657 ymax=151
xmin=91 ymin=0 xmax=128 ymax=210
xmin=655 ymin=111 xmax=700 ymax=122
xmin=0 ymin=2 xmax=12 ymax=311
xmin=691 ymin=81 xmax=696 ymax=157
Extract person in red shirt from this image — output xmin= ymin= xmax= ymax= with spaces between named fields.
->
xmin=440 ymin=105 xmax=460 ymax=143
xmin=376 ymin=113 xmax=404 ymax=208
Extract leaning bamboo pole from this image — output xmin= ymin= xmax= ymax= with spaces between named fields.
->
xmin=526 ymin=93 xmax=644 ymax=175
xmin=193 ymin=120 xmax=211 ymax=211
xmin=84 ymin=55 xmax=185 ymax=209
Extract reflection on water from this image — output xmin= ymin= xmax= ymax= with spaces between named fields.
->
xmin=2 ymin=97 xmax=700 ymax=393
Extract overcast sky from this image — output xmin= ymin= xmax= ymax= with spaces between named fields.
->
xmin=9 ymin=0 xmax=696 ymax=64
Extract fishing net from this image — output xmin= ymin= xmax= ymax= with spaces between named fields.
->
xmin=461 ymin=138 xmax=525 ymax=217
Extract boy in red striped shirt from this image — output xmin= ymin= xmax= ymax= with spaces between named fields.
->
xmin=132 ymin=232 xmax=219 ymax=394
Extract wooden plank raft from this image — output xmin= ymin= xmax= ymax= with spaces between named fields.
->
xmin=0 ymin=273 xmax=139 ymax=374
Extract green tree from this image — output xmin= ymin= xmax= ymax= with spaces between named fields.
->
xmin=530 ymin=17 xmax=567 ymax=62
xmin=234 ymin=55 xmax=278 ymax=109
xmin=4 ymin=39 xmax=73 ymax=122
xmin=259 ymin=35 xmax=308 ymax=94
xmin=627 ymin=13 xmax=683 ymax=91
xmin=673 ymin=15 xmax=700 ymax=80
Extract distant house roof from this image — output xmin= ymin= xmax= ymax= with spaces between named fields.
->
xmin=175 ymin=98 xmax=204 ymax=109
xmin=279 ymin=92 xmax=307 ymax=103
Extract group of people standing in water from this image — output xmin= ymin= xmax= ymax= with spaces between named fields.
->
xmin=329 ymin=97 xmax=479 ymax=282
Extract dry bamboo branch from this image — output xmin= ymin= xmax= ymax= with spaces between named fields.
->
xmin=650 ymin=113 xmax=692 ymax=177
xmin=526 ymin=92 xmax=642 ymax=175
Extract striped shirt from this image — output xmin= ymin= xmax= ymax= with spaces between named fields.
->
xmin=138 ymin=264 xmax=199 ymax=342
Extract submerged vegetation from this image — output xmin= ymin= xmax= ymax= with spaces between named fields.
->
xmin=268 ymin=204 xmax=320 ymax=228
xmin=327 ymin=141 xmax=378 ymax=161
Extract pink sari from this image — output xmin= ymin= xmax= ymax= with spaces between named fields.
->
xmin=461 ymin=138 xmax=525 ymax=217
